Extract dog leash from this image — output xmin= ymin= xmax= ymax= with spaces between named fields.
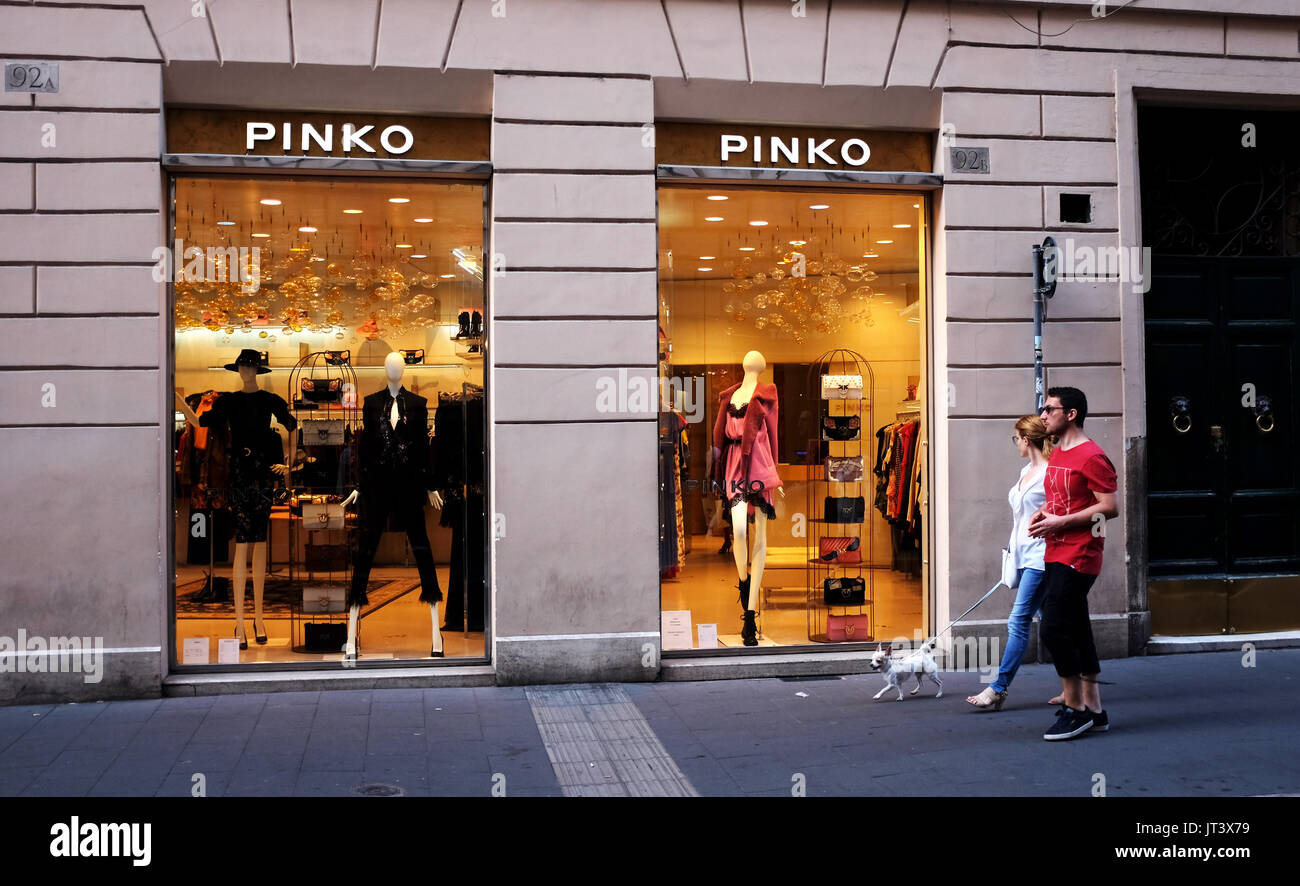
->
xmin=926 ymin=581 xmax=1118 ymax=686
xmin=931 ymin=581 xmax=1003 ymax=640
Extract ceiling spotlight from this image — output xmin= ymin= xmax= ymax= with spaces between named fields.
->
xmin=252 ymin=233 xmax=271 ymax=238
xmin=789 ymin=240 xmax=806 ymax=246
xmin=913 ymin=203 xmax=920 ymax=209
xmin=343 ymin=209 xmax=363 ymax=214
xmin=699 ymin=255 xmax=716 ymax=260
xmin=439 ymin=273 xmax=456 ymax=279
xmin=862 ymin=252 xmax=878 ymax=258
xmin=414 ymin=218 xmax=434 ymax=223
xmin=217 ymin=220 xmax=235 ymax=226
xmin=809 ymin=203 xmax=829 ymax=210
xmin=259 ymin=198 xmax=281 ymax=206
xmin=298 ymin=226 xmax=317 ymax=233
xmin=707 ymin=195 xmax=728 ymax=201
xmin=749 ymin=220 xmax=768 ymax=227
xmin=876 ymin=239 xmax=894 ymax=244
xmin=893 ymin=223 xmax=912 ymax=229
xmin=697 ymin=267 xmax=713 ymax=272
xmin=388 ymin=197 xmax=410 ymax=203
xmin=738 ymin=247 xmax=756 ymax=252
xmin=395 ymin=243 xmax=413 ymax=249
xmin=705 ymin=216 xmax=724 ymax=222
xmin=410 ymin=254 xmax=428 ymax=259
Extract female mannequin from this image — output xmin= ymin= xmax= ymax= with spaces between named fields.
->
xmin=175 ymin=349 xmax=297 ymax=650
xmin=711 ymin=350 xmax=784 ymax=645
xmin=341 ymin=351 xmax=444 ymax=659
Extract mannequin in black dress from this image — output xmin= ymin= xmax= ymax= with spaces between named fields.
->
xmin=175 ymin=349 xmax=297 ymax=650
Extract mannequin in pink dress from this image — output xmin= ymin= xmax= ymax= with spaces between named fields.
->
xmin=711 ymin=350 xmax=784 ymax=645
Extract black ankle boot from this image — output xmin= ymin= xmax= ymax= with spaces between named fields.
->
xmin=469 ymin=310 xmax=483 ymax=338
xmin=453 ymin=310 xmax=470 ymax=339
xmin=737 ymin=576 xmax=750 ymax=608
xmin=741 ymin=610 xmax=758 ymax=646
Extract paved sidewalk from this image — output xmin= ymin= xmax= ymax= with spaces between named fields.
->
xmin=1 ymin=649 xmax=1296 ymax=797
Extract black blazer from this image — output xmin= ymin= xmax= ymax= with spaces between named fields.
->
xmin=357 ymin=387 xmax=432 ymax=497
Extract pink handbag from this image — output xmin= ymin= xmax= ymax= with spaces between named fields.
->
xmin=827 ymin=613 xmax=872 ymax=641
xmin=818 ymin=537 xmax=862 ymax=563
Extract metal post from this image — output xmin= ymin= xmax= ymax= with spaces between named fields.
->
xmin=1032 ymin=243 xmax=1046 ymax=412
xmin=1031 ymin=237 xmax=1057 ymax=412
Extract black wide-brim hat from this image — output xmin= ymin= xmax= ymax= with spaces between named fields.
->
xmin=224 ymin=348 xmax=271 ymax=374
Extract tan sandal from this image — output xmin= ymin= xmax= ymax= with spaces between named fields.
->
xmin=966 ymin=687 xmax=1007 ymax=711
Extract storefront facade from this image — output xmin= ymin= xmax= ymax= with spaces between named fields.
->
xmin=2 ymin=0 xmax=1298 ymax=703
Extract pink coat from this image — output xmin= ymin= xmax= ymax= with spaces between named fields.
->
xmin=711 ymin=381 xmax=781 ymax=491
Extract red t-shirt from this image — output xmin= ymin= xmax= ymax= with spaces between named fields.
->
xmin=1042 ymin=439 xmax=1117 ymax=575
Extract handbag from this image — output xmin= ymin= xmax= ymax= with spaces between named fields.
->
xmin=822 ymin=415 xmax=861 ymax=441
xmin=302 ymin=584 xmax=346 ymax=614
xmin=823 ymin=576 xmax=866 ymax=606
xmin=821 ymin=374 xmax=863 ymax=400
xmin=301 ymin=376 xmax=343 ymax=403
xmin=302 ymin=501 xmax=344 ymax=530
xmin=819 ymin=537 xmax=861 ymax=564
xmin=400 ymin=348 xmax=424 ymax=365
xmin=324 ymin=350 xmax=351 ymax=366
xmin=825 ymin=455 xmax=864 ymax=482
xmin=1001 ymin=547 xmax=1020 ymax=589
xmin=301 ymin=418 xmax=344 ymax=446
xmin=823 ymin=496 xmax=865 ymax=523
xmin=303 ymin=621 xmax=348 ymax=652
xmin=827 ymin=613 xmax=872 ymax=641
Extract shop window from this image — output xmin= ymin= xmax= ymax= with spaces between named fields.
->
xmin=658 ymin=185 xmax=927 ymax=651
xmin=170 ymin=176 xmax=487 ymax=667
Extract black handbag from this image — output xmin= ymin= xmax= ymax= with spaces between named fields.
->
xmin=304 ymin=622 xmax=348 ymax=652
xmin=823 ymin=576 xmax=866 ymax=606
xmin=824 ymin=496 xmax=865 ymax=523
xmin=822 ymin=415 xmax=861 ymax=441
xmin=301 ymin=377 xmax=343 ymax=403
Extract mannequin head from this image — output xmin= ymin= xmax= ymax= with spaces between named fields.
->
xmin=237 ymin=365 xmax=260 ymax=388
xmin=742 ymin=350 xmax=766 ymax=376
xmin=384 ymin=351 xmax=405 ymax=386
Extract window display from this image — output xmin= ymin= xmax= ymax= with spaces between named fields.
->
xmin=658 ymin=185 xmax=928 ymax=650
xmin=171 ymin=176 xmax=487 ymax=666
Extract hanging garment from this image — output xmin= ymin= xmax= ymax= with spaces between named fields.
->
xmin=434 ymin=392 xmax=486 ymax=632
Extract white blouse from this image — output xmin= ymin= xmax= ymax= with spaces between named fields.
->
xmin=1007 ymin=462 xmax=1046 ymax=572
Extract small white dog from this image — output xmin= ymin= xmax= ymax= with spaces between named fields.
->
xmin=868 ymin=639 xmax=943 ymax=701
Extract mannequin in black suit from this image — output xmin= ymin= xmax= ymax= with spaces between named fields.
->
xmin=341 ymin=351 xmax=442 ymax=658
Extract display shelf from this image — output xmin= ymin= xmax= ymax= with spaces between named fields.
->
xmin=805 ymin=347 xmax=876 ymax=644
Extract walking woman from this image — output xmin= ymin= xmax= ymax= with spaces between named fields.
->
xmin=967 ymin=415 xmax=1053 ymax=710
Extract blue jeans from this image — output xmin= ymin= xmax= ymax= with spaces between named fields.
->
xmin=989 ymin=567 xmax=1047 ymax=693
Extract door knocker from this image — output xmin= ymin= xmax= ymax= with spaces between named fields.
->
xmin=1168 ymin=395 xmax=1192 ymax=434
xmin=1254 ymin=395 xmax=1275 ymax=434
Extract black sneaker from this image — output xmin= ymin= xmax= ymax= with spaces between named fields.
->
xmin=1044 ymin=705 xmax=1095 ymax=741
xmin=1090 ymin=709 xmax=1109 ymax=733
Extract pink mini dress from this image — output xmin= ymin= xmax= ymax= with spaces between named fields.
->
xmin=723 ymin=402 xmax=780 ymax=519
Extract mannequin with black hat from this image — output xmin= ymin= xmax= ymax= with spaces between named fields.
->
xmin=176 ymin=349 xmax=298 ymax=651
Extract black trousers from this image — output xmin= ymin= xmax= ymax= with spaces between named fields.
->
xmin=349 ymin=483 xmax=441 ymax=608
xmin=1039 ymin=561 xmax=1101 ymax=678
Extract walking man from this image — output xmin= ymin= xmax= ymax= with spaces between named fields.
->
xmin=1028 ymin=386 xmax=1118 ymax=741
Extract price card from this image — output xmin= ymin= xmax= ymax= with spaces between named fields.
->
xmin=661 ymin=610 xmax=693 ymax=651
xmin=182 ymin=637 xmax=210 ymax=665
xmin=216 ymin=638 xmax=242 ymax=664
xmin=697 ymin=624 xmax=718 ymax=649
